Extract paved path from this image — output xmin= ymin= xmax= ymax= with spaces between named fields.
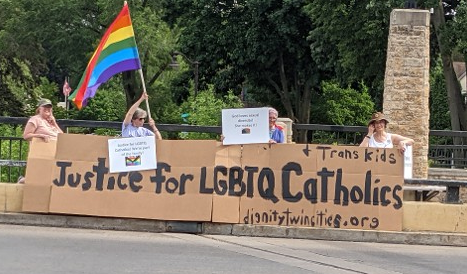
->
xmin=1 ymin=224 xmax=467 ymax=274
xmin=1 ymin=212 xmax=467 ymax=247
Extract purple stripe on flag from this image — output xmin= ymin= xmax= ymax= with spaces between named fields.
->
xmin=80 ymin=59 xmax=141 ymax=107
xmin=93 ymin=59 xmax=141 ymax=86
xmin=81 ymin=84 xmax=102 ymax=107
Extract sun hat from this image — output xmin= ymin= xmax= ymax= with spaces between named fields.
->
xmin=368 ymin=112 xmax=389 ymax=125
xmin=37 ymin=98 xmax=53 ymax=108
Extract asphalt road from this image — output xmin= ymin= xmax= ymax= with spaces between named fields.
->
xmin=1 ymin=224 xmax=466 ymax=274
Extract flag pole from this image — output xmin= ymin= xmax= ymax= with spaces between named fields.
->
xmin=65 ymin=77 xmax=69 ymax=119
xmin=65 ymin=77 xmax=69 ymax=133
xmin=129 ymin=0 xmax=150 ymax=118
xmin=138 ymin=69 xmax=151 ymax=118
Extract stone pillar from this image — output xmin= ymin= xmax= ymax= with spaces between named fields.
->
xmin=383 ymin=9 xmax=430 ymax=178
xmin=277 ymin=118 xmax=293 ymax=143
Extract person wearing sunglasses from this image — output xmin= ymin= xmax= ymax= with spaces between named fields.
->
xmin=122 ymin=92 xmax=162 ymax=139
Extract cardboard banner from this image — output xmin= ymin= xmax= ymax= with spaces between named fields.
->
xmin=222 ymin=108 xmax=269 ymax=145
xmin=108 ymin=136 xmax=157 ymax=173
xmin=23 ymin=134 xmax=404 ymax=231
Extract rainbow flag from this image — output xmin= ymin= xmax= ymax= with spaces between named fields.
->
xmin=69 ymin=3 xmax=141 ymax=109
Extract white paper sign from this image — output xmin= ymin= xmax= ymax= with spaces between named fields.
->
xmin=222 ymin=108 xmax=270 ymax=145
xmin=108 ymin=136 xmax=157 ymax=173
xmin=404 ymin=145 xmax=413 ymax=179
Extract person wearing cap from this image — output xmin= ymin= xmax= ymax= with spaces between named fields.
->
xmin=23 ymin=98 xmax=63 ymax=142
xmin=359 ymin=111 xmax=414 ymax=154
xmin=122 ymin=92 xmax=162 ymax=139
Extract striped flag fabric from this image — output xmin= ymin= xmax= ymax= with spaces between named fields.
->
xmin=68 ymin=2 xmax=141 ymax=109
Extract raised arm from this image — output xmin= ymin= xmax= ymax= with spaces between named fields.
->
xmin=123 ymin=92 xmax=148 ymax=126
xmin=359 ymin=124 xmax=375 ymax=147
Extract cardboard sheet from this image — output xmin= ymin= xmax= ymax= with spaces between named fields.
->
xmin=23 ymin=134 xmax=404 ymax=231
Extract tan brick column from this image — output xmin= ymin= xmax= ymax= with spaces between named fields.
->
xmin=383 ymin=9 xmax=430 ymax=178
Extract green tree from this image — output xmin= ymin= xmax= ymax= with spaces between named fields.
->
xmin=306 ymin=0 xmax=407 ymax=108
xmin=179 ymin=85 xmax=243 ymax=140
xmin=0 ymin=57 xmax=33 ymax=116
xmin=0 ymin=125 xmax=28 ymax=183
xmin=430 ymin=0 xmax=466 ymax=131
xmin=176 ymin=0 xmax=322 ymax=142
xmin=120 ymin=1 xmax=178 ymax=110
xmin=306 ymin=0 xmax=465 ymax=132
xmin=430 ymin=59 xmax=451 ymax=130
xmin=312 ymin=81 xmax=374 ymax=126
xmin=0 ymin=0 xmax=179 ymax=119
xmin=0 ymin=0 xmax=109 ymax=114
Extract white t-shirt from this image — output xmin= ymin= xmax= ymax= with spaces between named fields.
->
xmin=121 ymin=123 xmax=154 ymax=138
xmin=368 ymin=133 xmax=393 ymax=148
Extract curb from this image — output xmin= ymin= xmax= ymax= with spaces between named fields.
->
xmin=1 ymin=212 xmax=467 ymax=247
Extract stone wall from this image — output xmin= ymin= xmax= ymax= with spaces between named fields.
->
xmin=383 ymin=9 xmax=431 ymax=178
xmin=429 ymin=168 xmax=467 ymax=202
xmin=277 ymin=118 xmax=293 ymax=143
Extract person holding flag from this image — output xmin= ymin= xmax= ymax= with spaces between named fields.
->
xmin=66 ymin=2 xmax=160 ymax=138
xmin=122 ymin=92 xmax=162 ymax=139
xmin=68 ymin=2 xmax=148 ymax=111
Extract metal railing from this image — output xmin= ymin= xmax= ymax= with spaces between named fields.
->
xmin=428 ymin=130 xmax=467 ymax=169
xmin=294 ymin=124 xmax=467 ymax=169
xmin=1 ymin=117 xmax=467 ymax=182
xmin=294 ymin=124 xmax=366 ymax=145
xmin=0 ymin=117 xmax=222 ymax=183
xmin=404 ymin=178 xmax=467 ymax=203
xmin=0 ymin=136 xmax=28 ymax=183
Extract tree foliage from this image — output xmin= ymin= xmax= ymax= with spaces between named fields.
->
xmin=1 ymin=0 xmax=466 ymax=142
xmin=441 ymin=0 xmax=467 ymax=130
xmin=430 ymin=59 xmax=451 ymax=130
xmin=179 ymin=86 xmax=243 ymax=140
xmin=0 ymin=125 xmax=28 ymax=183
xmin=0 ymin=57 xmax=33 ymax=116
xmin=176 ymin=0 xmax=321 ymax=142
xmin=306 ymin=0 xmax=407 ymax=108
xmin=312 ymin=81 xmax=374 ymax=126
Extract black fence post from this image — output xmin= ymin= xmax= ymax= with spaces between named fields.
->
xmin=446 ymin=186 xmax=461 ymax=204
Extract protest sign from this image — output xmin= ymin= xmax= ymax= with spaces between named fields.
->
xmin=404 ymin=145 xmax=413 ymax=179
xmin=222 ymin=108 xmax=269 ymax=145
xmin=23 ymin=134 xmax=404 ymax=231
xmin=108 ymin=136 xmax=157 ymax=173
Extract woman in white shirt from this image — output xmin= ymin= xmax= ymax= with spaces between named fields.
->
xmin=359 ymin=112 xmax=414 ymax=154
xmin=122 ymin=92 xmax=162 ymax=139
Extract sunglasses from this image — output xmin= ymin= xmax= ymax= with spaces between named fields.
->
xmin=135 ymin=117 xmax=146 ymax=121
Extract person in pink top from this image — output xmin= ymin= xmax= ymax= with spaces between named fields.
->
xmin=23 ymin=98 xmax=63 ymax=142
xmin=18 ymin=98 xmax=63 ymax=184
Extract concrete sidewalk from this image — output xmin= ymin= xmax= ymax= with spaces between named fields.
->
xmin=1 ymin=212 xmax=467 ymax=247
